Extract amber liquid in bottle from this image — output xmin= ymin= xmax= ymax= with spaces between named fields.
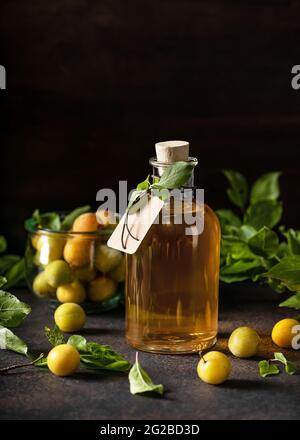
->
xmin=125 ymin=197 xmax=220 ymax=354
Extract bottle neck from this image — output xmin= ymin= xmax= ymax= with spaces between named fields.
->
xmin=149 ymin=156 xmax=198 ymax=188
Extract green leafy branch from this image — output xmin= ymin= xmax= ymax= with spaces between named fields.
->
xmin=218 ymin=170 xmax=300 ymax=310
xmin=259 ymin=352 xmax=298 ymax=377
xmin=2 ymin=323 xmax=164 ymax=397
xmin=0 ymin=277 xmax=31 ymax=355
xmin=32 ymin=326 xmax=131 ymax=373
xmin=128 ymin=161 xmax=194 ymax=210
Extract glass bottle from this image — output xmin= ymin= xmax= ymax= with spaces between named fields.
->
xmin=125 ymin=141 xmax=220 ymax=354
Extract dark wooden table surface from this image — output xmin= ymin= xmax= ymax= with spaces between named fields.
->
xmin=1 ymin=287 xmax=300 ymax=420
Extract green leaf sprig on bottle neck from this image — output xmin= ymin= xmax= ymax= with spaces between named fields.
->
xmin=128 ymin=161 xmax=194 ymax=211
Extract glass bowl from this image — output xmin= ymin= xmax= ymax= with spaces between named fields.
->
xmin=25 ymin=222 xmax=124 ymax=313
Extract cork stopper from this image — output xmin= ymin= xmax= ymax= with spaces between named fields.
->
xmin=155 ymin=140 xmax=189 ymax=163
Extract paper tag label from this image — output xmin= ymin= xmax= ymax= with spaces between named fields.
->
xmin=107 ymin=196 xmax=164 ymax=254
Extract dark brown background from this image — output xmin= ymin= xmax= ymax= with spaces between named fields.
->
xmin=1 ymin=0 xmax=300 ymax=253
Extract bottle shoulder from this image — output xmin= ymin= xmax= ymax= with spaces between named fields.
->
xmin=203 ymin=203 xmax=221 ymax=232
xmin=204 ymin=203 xmax=219 ymax=219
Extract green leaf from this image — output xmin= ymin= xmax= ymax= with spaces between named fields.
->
xmin=0 ymin=255 xmax=21 ymax=276
xmin=221 ymin=259 xmax=263 ymax=275
xmin=81 ymin=355 xmax=130 ymax=372
xmin=61 ymin=205 xmax=91 ymax=231
xmin=265 ymin=256 xmax=300 ymax=285
xmin=251 ymin=266 xmax=268 ymax=282
xmin=24 ymin=216 xmax=38 ymax=233
xmin=276 ymin=242 xmax=290 ymax=259
xmin=0 ymin=277 xmax=7 ymax=288
xmin=0 ymin=325 xmax=28 ymax=354
xmin=285 ymin=361 xmax=298 ymax=375
xmin=216 ymin=209 xmax=242 ymax=228
xmin=154 ymin=161 xmax=194 ymax=190
xmin=0 ymin=290 xmax=31 ymax=327
xmin=258 ymin=360 xmax=280 ymax=377
xmin=45 ymin=325 xmax=65 ymax=346
xmin=223 ymin=170 xmax=248 ymax=211
xmin=67 ymin=336 xmax=131 ymax=372
xmin=129 ymin=353 xmax=164 ymax=396
xmin=238 ymin=225 xmax=257 ymax=242
xmin=273 ymin=352 xmax=287 ymax=364
xmin=267 ymin=278 xmax=286 ymax=293
xmin=67 ymin=335 xmax=87 ymax=351
xmin=281 ymin=282 xmax=300 ymax=292
xmin=136 ymin=175 xmax=150 ymax=191
xmin=273 ymin=352 xmax=298 ymax=375
xmin=221 ymin=236 xmax=257 ymax=260
xmin=248 ymin=227 xmax=279 ymax=258
xmin=250 ymin=172 xmax=281 ymax=204
xmin=32 ymin=209 xmax=61 ymax=231
xmin=220 ymin=259 xmax=264 ymax=283
xmin=221 ymin=273 xmax=252 ymax=283
xmin=279 ymin=293 xmax=300 ymax=310
xmin=0 ymin=236 xmax=7 ymax=253
xmin=4 ymin=258 xmax=25 ymax=289
xmin=220 ymin=274 xmax=253 ymax=283
xmin=244 ymin=200 xmax=283 ymax=230
xmin=216 ymin=209 xmax=242 ymax=235
xmin=286 ymin=229 xmax=300 ymax=255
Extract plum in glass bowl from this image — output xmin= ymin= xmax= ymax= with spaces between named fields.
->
xmin=24 ymin=210 xmax=124 ymax=313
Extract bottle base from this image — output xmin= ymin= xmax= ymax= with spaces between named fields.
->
xmin=126 ymin=334 xmax=217 ymax=355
